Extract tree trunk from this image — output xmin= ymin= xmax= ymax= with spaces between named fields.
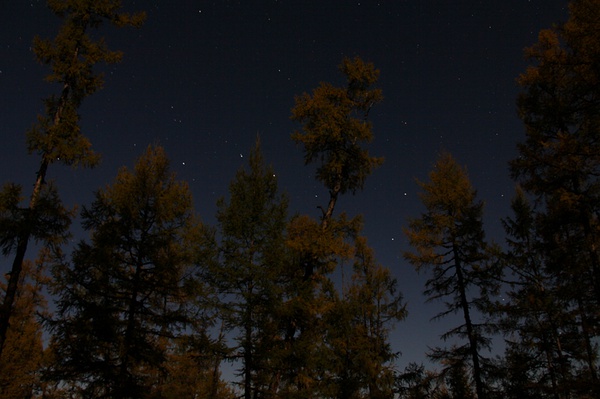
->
xmin=0 ymin=77 xmax=70 ymax=359
xmin=0 ymin=158 xmax=49 ymax=358
xmin=321 ymin=181 xmax=340 ymax=232
xmin=244 ymin=290 xmax=253 ymax=399
xmin=117 ymin=259 xmax=143 ymax=399
xmin=453 ymin=246 xmax=484 ymax=399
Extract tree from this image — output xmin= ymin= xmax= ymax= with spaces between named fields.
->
xmin=278 ymin=213 xmax=357 ymax=398
xmin=404 ymin=153 xmax=496 ymax=399
xmin=396 ymin=363 xmax=441 ymax=399
xmin=496 ymin=188 xmax=579 ymax=399
xmin=322 ymin=234 xmax=407 ymax=399
xmin=442 ymin=357 xmax=476 ymax=399
xmin=0 ymin=259 xmax=46 ymax=398
xmin=510 ymin=0 xmax=600 ymax=392
xmin=153 ymin=336 xmax=235 ymax=399
xmin=495 ymin=344 xmax=548 ymax=399
xmin=281 ymin=56 xmax=385 ymax=398
xmin=212 ymin=138 xmax=289 ymax=399
xmin=45 ymin=146 xmax=204 ymax=398
xmin=291 ymin=56 xmax=383 ymax=233
xmin=0 ymin=0 xmax=145 ymax=359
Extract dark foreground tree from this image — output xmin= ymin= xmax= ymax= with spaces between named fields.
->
xmin=404 ymin=153 xmax=497 ymax=399
xmin=0 ymin=260 xmax=46 ymax=398
xmin=0 ymin=0 xmax=144 ymax=359
xmin=396 ymin=362 xmax=441 ymax=399
xmin=212 ymin=138 xmax=289 ymax=399
xmin=495 ymin=188 xmax=581 ymax=399
xmin=510 ymin=0 xmax=600 ymax=393
xmin=45 ymin=146 xmax=204 ymax=398
xmin=155 ymin=336 xmax=236 ymax=399
xmin=279 ymin=212 xmax=356 ymax=398
xmin=322 ymin=233 xmax=407 ymax=399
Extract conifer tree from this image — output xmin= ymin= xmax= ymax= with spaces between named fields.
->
xmin=0 ymin=0 xmax=144 ymax=359
xmin=396 ymin=363 xmax=441 ymax=399
xmin=279 ymin=213 xmax=357 ymax=397
xmin=510 ymin=0 xmax=600 ymax=391
xmin=322 ymin=234 xmax=406 ymax=399
xmin=153 ymin=336 xmax=236 ymax=399
xmin=212 ymin=138 xmax=289 ymax=399
xmin=291 ymin=56 xmax=383 ymax=234
xmin=404 ymin=153 xmax=496 ymax=399
xmin=442 ymin=358 xmax=476 ymax=399
xmin=45 ymin=146 xmax=203 ymax=398
xmin=496 ymin=188 xmax=578 ymax=398
xmin=283 ymin=56 xmax=385 ymax=398
xmin=0 ymin=260 xmax=46 ymax=398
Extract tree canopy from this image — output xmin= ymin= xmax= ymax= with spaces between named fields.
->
xmin=4 ymin=1 xmax=600 ymax=398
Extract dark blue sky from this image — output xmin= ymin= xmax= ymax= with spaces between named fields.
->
xmin=1 ymin=0 xmax=568 ymax=370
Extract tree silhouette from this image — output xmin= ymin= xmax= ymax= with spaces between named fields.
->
xmin=45 ymin=146 xmax=203 ymax=398
xmin=511 ymin=0 xmax=600 ymax=392
xmin=405 ymin=153 xmax=496 ymax=399
xmin=0 ymin=0 xmax=144 ymax=359
xmin=213 ymin=138 xmax=289 ymax=399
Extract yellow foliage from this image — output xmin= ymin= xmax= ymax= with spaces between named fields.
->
xmin=0 ymin=261 xmax=45 ymax=398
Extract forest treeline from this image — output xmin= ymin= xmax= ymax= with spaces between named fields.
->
xmin=1 ymin=0 xmax=600 ymax=398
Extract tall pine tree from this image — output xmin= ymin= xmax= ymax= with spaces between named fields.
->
xmin=282 ymin=56 xmax=385 ymax=398
xmin=496 ymin=188 xmax=580 ymax=398
xmin=510 ymin=0 xmax=600 ymax=392
xmin=212 ymin=138 xmax=289 ymax=399
xmin=0 ymin=0 xmax=145 ymax=359
xmin=404 ymin=153 xmax=496 ymax=399
xmin=321 ymin=233 xmax=406 ymax=399
xmin=45 ymin=146 xmax=204 ymax=398
xmin=291 ymin=56 xmax=383 ymax=234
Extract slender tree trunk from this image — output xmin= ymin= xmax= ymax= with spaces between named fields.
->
xmin=244 ymin=289 xmax=253 ymax=399
xmin=0 ymin=77 xmax=69 ymax=359
xmin=0 ymin=158 xmax=49 ymax=358
xmin=544 ymin=347 xmax=560 ymax=399
xmin=453 ymin=246 xmax=484 ymax=399
xmin=209 ymin=356 xmax=221 ymax=399
xmin=576 ymin=294 xmax=599 ymax=386
xmin=321 ymin=182 xmax=341 ymax=231
xmin=321 ymin=180 xmax=341 ymax=232
xmin=538 ymin=317 xmax=560 ymax=399
xmin=554 ymin=334 xmax=570 ymax=399
xmin=209 ymin=321 xmax=227 ymax=399
xmin=303 ymin=178 xmax=341 ymax=282
xmin=117 ymin=259 xmax=143 ymax=399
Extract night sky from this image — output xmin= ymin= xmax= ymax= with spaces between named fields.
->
xmin=1 ymin=1 xmax=568 ymax=370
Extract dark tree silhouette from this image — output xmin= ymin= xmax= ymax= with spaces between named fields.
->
xmin=0 ymin=0 xmax=144 ymax=359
